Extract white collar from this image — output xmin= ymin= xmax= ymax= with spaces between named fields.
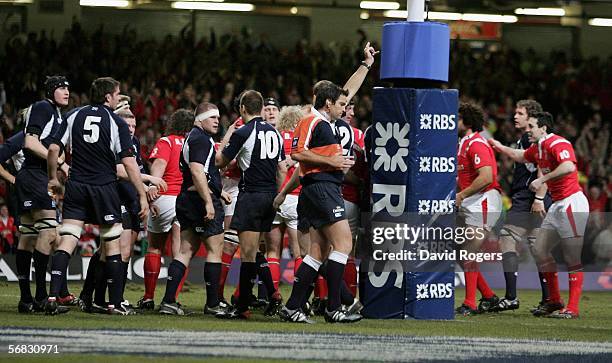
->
xmin=312 ymin=107 xmax=330 ymax=123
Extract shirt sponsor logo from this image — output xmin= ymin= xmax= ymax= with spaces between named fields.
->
xmin=416 ymin=283 xmax=453 ymax=299
xmin=23 ymin=201 xmax=32 ymax=207
xmin=419 ymin=156 xmax=456 ymax=173
xmin=333 ymin=206 xmax=345 ymax=218
xmin=419 ymin=114 xmax=456 ymax=130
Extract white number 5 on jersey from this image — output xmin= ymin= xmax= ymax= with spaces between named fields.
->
xmin=83 ymin=116 xmax=101 ymax=144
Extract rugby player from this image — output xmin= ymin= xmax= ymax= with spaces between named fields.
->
xmin=492 ymin=100 xmax=552 ymax=313
xmin=215 ymin=90 xmax=287 ymax=319
xmin=45 ymin=77 xmax=148 ymax=315
xmin=16 ymin=76 xmax=70 ymax=313
xmin=137 ymin=109 xmax=192 ymax=310
xmin=455 ymin=102 xmax=502 ymax=316
xmin=158 ymin=103 xmax=230 ymax=315
xmin=490 ymin=112 xmax=589 ymax=318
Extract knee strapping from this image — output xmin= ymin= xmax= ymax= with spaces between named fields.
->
xmin=100 ymin=224 xmax=123 ymax=242
xmin=500 ymin=227 xmax=524 ymax=244
xmin=34 ymin=218 xmax=59 ymax=231
xmin=224 ymin=230 xmax=239 ymax=245
xmin=59 ymin=224 xmax=82 ymax=239
xmin=18 ymin=224 xmax=38 ymax=235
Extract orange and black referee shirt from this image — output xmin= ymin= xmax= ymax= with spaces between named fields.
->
xmin=291 ymin=113 xmax=344 ymax=185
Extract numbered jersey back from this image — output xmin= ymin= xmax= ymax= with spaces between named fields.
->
xmin=58 ymin=105 xmax=132 ymax=185
xmin=223 ymin=117 xmax=284 ymax=193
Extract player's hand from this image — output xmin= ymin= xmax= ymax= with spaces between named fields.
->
xmin=204 ymin=201 xmax=215 ymax=221
xmin=273 ymin=192 xmax=286 ymax=210
xmin=529 ymin=178 xmax=543 ymax=192
xmin=149 ymin=203 xmax=160 ymax=219
xmin=149 ymin=176 xmax=168 ymax=192
xmin=221 ymin=191 xmax=232 ymax=205
xmin=455 ymin=192 xmax=464 ymax=209
xmin=60 ymin=162 xmax=70 ymax=177
xmin=48 ymin=178 xmax=63 ymax=199
xmin=147 ymin=185 xmax=160 ymax=202
xmin=342 ymin=155 xmax=355 ymax=173
xmin=487 ymin=138 xmax=502 ymax=151
xmin=139 ymin=197 xmax=149 ymax=221
xmin=363 ymin=41 xmax=379 ymax=67
xmin=531 ymin=200 xmax=546 ymax=218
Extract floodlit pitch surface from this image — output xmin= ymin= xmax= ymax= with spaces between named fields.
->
xmin=1 ymin=282 xmax=611 ymax=362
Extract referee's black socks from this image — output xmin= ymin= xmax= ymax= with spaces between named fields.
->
xmin=286 ymin=255 xmax=321 ymax=310
xmin=162 ymin=260 xmax=187 ymax=304
xmin=326 ymin=251 xmax=349 ymax=311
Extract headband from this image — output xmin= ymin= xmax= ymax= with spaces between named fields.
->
xmin=195 ymin=109 xmax=220 ymax=122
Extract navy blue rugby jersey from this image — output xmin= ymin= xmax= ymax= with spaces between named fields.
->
xmin=510 ymin=133 xmax=538 ymax=196
xmin=0 ymin=131 xmax=25 ymax=171
xmin=23 ymin=100 xmax=64 ymax=170
xmin=51 ymin=104 xmax=133 ymax=185
xmin=222 ymin=117 xmax=284 ymax=193
xmin=180 ymin=126 xmax=222 ymax=198
xmin=116 ymin=135 xmax=144 ymax=201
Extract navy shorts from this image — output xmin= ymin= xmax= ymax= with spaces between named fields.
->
xmin=15 ymin=168 xmax=56 ymax=214
xmin=121 ymin=199 xmax=143 ymax=232
xmin=230 ymin=191 xmax=276 ymax=232
xmin=296 ymin=196 xmax=311 ymax=233
xmin=62 ymin=180 xmax=122 ymax=225
xmin=176 ymin=191 xmax=224 ymax=238
xmin=298 ymin=181 xmax=346 ymax=230
xmin=505 ymin=190 xmax=552 ymax=230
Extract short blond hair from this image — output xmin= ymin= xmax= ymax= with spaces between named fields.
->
xmin=276 ymin=106 xmax=304 ymax=132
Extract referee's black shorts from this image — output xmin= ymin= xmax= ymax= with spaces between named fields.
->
xmin=298 ymin=181 xmax=346 ymax=230
xmin=230 ymin=191 xmax=276 ymax=232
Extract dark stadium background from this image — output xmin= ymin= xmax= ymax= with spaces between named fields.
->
xmin=0 ymin=0 xmax=610 ymax=275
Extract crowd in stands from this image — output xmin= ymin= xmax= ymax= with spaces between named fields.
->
xmin=0 ymin=21 xmax=610 ymax=261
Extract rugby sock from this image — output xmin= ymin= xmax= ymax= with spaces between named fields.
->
xmin=59 ymin=268 xmax=70 ymax=298
xmin=143 ymin=252 xmax=161 ymax=300
xmin=286 ymin=255 xmax=321 ymax=310
xmin=318 ymin=260 xmax=354 ymax=305
xmin=120 ymin=261 xmax=129 ymax=301
xmin=162 ymin=260 xmax=186 ymax=304
xmin=502 ymin=252 xmax=518 ymax=300
xmin=48 ymin=250 xmax=70 ymax=299
xmin=204 ymin=262 xmax=222 ymax=307
xmin=175 ymin=267 xmax=189 ymax=300
xmin=237 ymin=262 xmax=257 ymax=312
xmin=16 ymin=249 xmax=33 ymax=303
xmin=268 ymin=257 xmax=281 ymax=291
xmin=105 ymin=254 xmax=124 ymax=307
xmin=541 ymin=258 xmax=561 ymax=303
xmin=477 ymin=272 xmax=494 ymax=299
xmin=94 ymin=258 xmax=107 ymax=305
xmin=463 ymin=261 xmax=478 ymax=309
xmin=326 ymin=251 xmax=349 ymax=311
xmin=567 ymin=265 xmax=584 ymax=313
xmin=80 ymin=251 xmax=100 ymax=302
xmin=343 ymin=256 xmax=358 ymax=297
xmin=294 ymin=256 xmax=303 ymax=275
xmin=314 ymin=276 xmax=328 ymax=299
xmin=33 ymin=250 xmax=50 ymax=301
xmin=219 ymin=251 xmax=234 ymax=297
xmin=538 ymin=272 xmax=550 ymax=302
xmin=257 ymin=280 xmax=267 ymax=300
xmin=256 ymin=252 xmax=276 ymax=298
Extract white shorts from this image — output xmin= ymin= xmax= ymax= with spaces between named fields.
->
xmin=273 ymin=194 xmax=298 ymax=230
xmin=344 ymin=199 xmax=361 ymax=237
xmin=147 ymin=195 xmax=179 ymax=234
xmin=461 ymin=189 xmax=502 ymax=230
xmin=222 ymin=177 xmax=240 ymax=217
xmin=541 ymin=191 xmax=589 ymax=239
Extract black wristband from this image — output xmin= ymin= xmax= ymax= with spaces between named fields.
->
xmin=361 ymin=61 xmax=371 ymax=70
xmin=534 ymin=196 xmax=544 ymax=201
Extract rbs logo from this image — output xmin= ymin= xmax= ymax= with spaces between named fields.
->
xmin=419 ymin=157 xmax=456 ymax=173
xmin=416 ymin=283 xmax=453 ymax=299
xmin=418 ymin=199 xmax=455 ymax=215
xmin=419 ymin=114 xmax=456 ymax=130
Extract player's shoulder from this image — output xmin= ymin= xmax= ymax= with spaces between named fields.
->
xmin=30 ymin=99 xmax=54 ymax=113
xmin=546 ymin=134 xmax=571 ymax=148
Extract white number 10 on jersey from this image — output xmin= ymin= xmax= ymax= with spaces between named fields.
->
xmin=258 ymin=131 xmax=279 ymax=159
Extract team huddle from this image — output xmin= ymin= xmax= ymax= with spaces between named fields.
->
xmin=5 ymin=41 xmax=588 ymax=322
